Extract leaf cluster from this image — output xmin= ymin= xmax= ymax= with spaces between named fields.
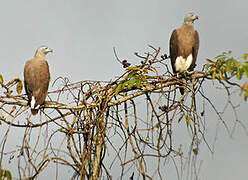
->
xmin=113 ymin=65 xmax=156 ymax=95
xmin=205 ymin=51 xmax=248 ymax=100
xmin=0 ymin=168 xmax=12 ymax=180
xmin=178 ymin=111 xmax=192 ymax=127
xmin=0 ymin=74 xmax=23 ymax=96
xmin=0 ymin=75 xmax=23 ymax=96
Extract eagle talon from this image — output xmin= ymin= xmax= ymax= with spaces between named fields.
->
xmin=183 ymin=71 xmax=189 ymax=77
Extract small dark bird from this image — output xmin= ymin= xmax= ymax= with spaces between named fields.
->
xmin=24 ymin=46 xmax=53 ymax=115
xmin=169 ymin=13 xmax=199 ymax=94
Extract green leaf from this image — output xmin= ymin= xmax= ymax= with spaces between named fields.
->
xmin=244 ymin=90 xmax=248 ymax=101
xmin=214 ymin=54 xmax=225 ymax=60
xmin=243 ymin=66 xmax=248 ymax=79
xmin=0 ymin=74 xmax=3 ymax=84
xmin=16 ymin=80 xmax=23 ymax=95
xmin=204 ymin=64 xmax=211 ymax=70
xmin=186 ymin=114 xmax=191 ymax=127
xmin=126 ymin=72 xmax=137 ymax=78
xmin=178 ymin=112 xmax=184 ymax=123
xmin=0 ymin=169 xmax=12 ymax=180
xmin=243 ymin=53 xmax=248 ymax=60
xmin=216 ymin=57 xmax=225 ymax=65
xmin=114 ymin=83 xmax=123 ymax=95
xmin=126 ymin=79 xmax=137 ymax=89
xmin=141 ymin=77 xmax=148 ymax=84
xmin=212 ymin=71 xmax=216 ymax=79
xmin=126 ymin=66 xmax=142 ymax=72
xmin=4 ymin=170 xmax=12 ymax=180
xmin=218 ymin=70 xmax=224 ymax=80
xmin=236 ymin=66 xmax=241 ymax=80
xmin=136 ymin=79 xmax=141 ymax=88
xmin=225 ymin=59 xmax=231 ymax=72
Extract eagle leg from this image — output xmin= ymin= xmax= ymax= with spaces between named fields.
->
xmin=175 ymin=72 xmax=187 ymax=95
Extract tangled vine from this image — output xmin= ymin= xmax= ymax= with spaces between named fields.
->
xmin=0 ymin=46 xmax=247 ymax=180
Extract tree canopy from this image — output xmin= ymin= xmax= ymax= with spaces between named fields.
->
xmin=0 ymin=46 xmax=247 ymax=179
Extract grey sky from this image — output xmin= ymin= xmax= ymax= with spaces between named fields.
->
xmin=0 ymin=0 xmax=247 ymax=179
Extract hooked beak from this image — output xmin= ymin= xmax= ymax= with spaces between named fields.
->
xmin=46 ymin=48 xmax=53 ymax=54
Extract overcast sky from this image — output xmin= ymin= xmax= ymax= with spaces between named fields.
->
xmin=0 ymin=0 xmax=247 ymax=179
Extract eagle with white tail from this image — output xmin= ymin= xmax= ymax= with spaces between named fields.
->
xmin=24 ymin=46 xmax=53 ymax=115
xmin=169 ymin=13 xmax=199 ymax=94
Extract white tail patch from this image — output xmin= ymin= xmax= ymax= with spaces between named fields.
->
xmin=175 ymin=54 xmax=193 ymax=72
xmin=31 ymin=96 xmax=35 ymax=109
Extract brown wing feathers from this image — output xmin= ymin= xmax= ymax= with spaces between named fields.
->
xmin=169 ymin=30 xmax=179 ymax=74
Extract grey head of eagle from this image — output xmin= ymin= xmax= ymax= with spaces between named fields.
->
xmin=24 ymin=46 xmax=53 ymax=115
xmin=35 ymin=46 xmax=53 ymax=57
xmin=184 ymin=13 xmax=199 ymax=25
xmin=169 ymin=13 xmax=199 ymax=94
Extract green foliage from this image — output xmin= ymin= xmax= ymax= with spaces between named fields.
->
xmin=205 ymin=51 xmax=248 ymax=100
xmin=0 ymin=168 xmax=12 ymax=180
xmin=177 ymin=112 xmax=191 ymax=127
xmin=178 ymin=112 xmax=184 ymax=123
xmin=113 ymin=66 xmax=150 ymax=95
xmin=186 ymin=114 xmax=191 ymax=127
